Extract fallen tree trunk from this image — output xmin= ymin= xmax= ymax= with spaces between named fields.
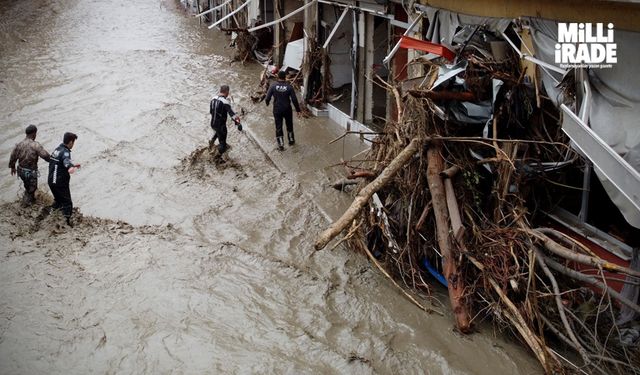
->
xmin=314 ymin=138 xmax=422 ymax=250
xmin=427 ymin=144 xmax=471 ymax=333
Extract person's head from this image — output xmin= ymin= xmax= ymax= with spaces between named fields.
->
xmin=25 ymin=124 xmax=38 ymax=139
xmin=219 ymin=85 xmax=230 ymax=97
xmin=63 ymin=132 xmax=78 ymax=149
xmin=277 ymin=70 xmax=286 ymax=80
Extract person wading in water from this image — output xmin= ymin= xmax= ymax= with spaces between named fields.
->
xmin=8 ymin=124 xmax=51 ymax=206
xmin=265 ymin=71 xmax=301 ymax=151
xmin=210 ymin=85 xmax=242 ymax=154
xmin=48 ymin=132 xmax=80 ymax=227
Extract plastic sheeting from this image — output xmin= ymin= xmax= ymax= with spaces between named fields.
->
xmin=417 ymin=4 xmax=511 ymax=48
xmin=283 ymin=38 xmax=304 ymax=71
xmin=528 ymin=18 xmax=640 ymax=228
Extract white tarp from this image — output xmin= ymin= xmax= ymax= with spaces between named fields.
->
xmin=283 ymin=38 xmax=305 ymax=71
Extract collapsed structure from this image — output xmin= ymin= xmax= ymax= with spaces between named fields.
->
xmin=190 ymin=0 xmax=640 ymax=373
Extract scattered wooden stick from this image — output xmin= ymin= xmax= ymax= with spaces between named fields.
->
xmin=356 ymin=238 xmax=443 ymax=316
xmin=440 ymin=165 xmax=460 ymax=179
xmin=529 ymin=229 xmax=640 ymax=279
xmin=534 ymin=248 xmax=592 ymax=366
xmin=314 ymin=138 xmax=422 ymax=250
xmin=541 ymin=254 xmax=640 ymax=315
xmin=444 ymin=178 xmax=465 ymax=243
xmin=415 ymin=201 xmax=432 ymax=231
xmin=467 ymin=254 xmax=559 ymax=373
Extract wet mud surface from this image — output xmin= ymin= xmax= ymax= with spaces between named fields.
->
xmin=0 ymin=0 xmax=541 ymax=373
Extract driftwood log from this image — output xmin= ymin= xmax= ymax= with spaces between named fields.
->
xmin=314 ymin=138 xmax=422 ymax=251
xmin=426 ymin=145 xmax=471 ymax=332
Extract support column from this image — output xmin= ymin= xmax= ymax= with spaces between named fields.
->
xmin=349 ymin=9 xmax=358 ymax=120
xmin=363 ymin=13 xmax=375 ymax=124
xmin=302 ymin=0 xmax=317 ymax=103
xmin=273 ymin=0 xmax=285 ymax=67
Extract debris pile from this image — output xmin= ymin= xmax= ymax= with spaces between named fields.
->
xmin=315 ymin=28 xmax=640 ymax=374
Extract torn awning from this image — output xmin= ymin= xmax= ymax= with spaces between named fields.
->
xmin=398 ymin=36 xmax=455 ymax=61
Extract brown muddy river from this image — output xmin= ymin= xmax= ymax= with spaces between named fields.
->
xmin=0 ymin=0 xmax=541 ymax=373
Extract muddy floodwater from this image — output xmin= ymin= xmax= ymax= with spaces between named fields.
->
xmin=0 ymin=1 xmax=541 ymax=374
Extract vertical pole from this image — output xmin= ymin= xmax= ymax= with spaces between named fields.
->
xmin=362 ymin=13 xmax=374 ymax=123
xmin=349 ymin=9 xmax=358 ymax=120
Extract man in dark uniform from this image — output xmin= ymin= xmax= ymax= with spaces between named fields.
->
xmin=48 ymin=132 xmax=80 ymax=226
xmin=8 ymin=125 xmax=51 ymax=206
xmin=265 ymin=70 xmax=301 ymax=151
xmin=210 ymin=85 xmax=242 ymax=154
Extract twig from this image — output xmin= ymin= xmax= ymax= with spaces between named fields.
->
xmin=314 ymin=138 xmax=422 ymax=250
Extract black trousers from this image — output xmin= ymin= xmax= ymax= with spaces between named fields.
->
xmin=211 ymin=123 xmax=228 ymax=153
xmin=273 ymin=109 xmax=293 ymax=138
xmin=48 ymin=183 xmax=73 ymax=218
xmin=18 ymin=167 xmax=38 ymax=205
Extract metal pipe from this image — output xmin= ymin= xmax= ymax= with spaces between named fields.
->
xmin=208 ymin=0 xmax=255 ymax=29
xmin=322 ymin=7 xmax=349 ymax=50
xmin=247 ymin=0 xmax=317 ymax=33
xmin=350 ymin=9 xmax=358 ymax=120
xmin=382 ymin=12 xmax=423 ymax=65
xmin=194 ymin=0 xmax=233 ymax=18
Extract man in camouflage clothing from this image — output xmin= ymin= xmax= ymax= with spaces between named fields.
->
xmin=8 ymin=125 xmax=51 ymax=206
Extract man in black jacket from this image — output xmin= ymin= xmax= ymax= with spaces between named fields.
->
xmin=265 ymin=71 xmax=301 ymax=150
xmin=48 ymin=132 xmax=80 ymax=226
xmin=210 ymin=85 xmax=242 ymax=154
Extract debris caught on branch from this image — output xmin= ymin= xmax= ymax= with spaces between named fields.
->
xmin=315 ymin=34 xmax=640 ymax=374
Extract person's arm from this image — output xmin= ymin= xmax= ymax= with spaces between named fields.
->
xmin=36 ymin=143 xmax=51 ymax=162
xmin=265 ymin=84 xmax=274 ymax=106
xmin=62 ymin=151 xmax=80 ymax=174
xmin=8 ymin=146 xmax=17 ymax=175
xmin=289 ymin=85 xmax=301 ymax=112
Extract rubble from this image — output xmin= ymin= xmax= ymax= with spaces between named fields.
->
xmin=315 ymin=25 xmax=640 ymax=374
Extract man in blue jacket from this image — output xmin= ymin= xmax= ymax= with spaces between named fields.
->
xmin=265 ymin=71 xmax=301 ymax=151
xmin=48 ymin=132 xmax=80 ymax=226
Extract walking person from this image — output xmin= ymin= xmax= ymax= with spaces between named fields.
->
xmin=48 ymin=132 xmax=80 ymax=226
xmin=265 ymin=71 xmax=301 ymax=151
xmin=8 ymin=125 xmax=51 ymax=206
xmin=210 ymin=85 xmax=242 ymax=154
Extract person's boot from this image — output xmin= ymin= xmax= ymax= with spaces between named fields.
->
xmin=21 ymin=193 xmax=30 ymax=207
xmin=66 ymin=216 xmax=74 ymax=227
xmin=218 ymin=143 xmax=227 ymax=155
xmin=277 ymin=136 xmax=285 ymax=151
xmin=287 ymin=132 xmax=295 ymax=145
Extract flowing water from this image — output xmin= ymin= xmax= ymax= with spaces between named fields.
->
xmin=0 ymin=1 xmax=541 ymax=373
